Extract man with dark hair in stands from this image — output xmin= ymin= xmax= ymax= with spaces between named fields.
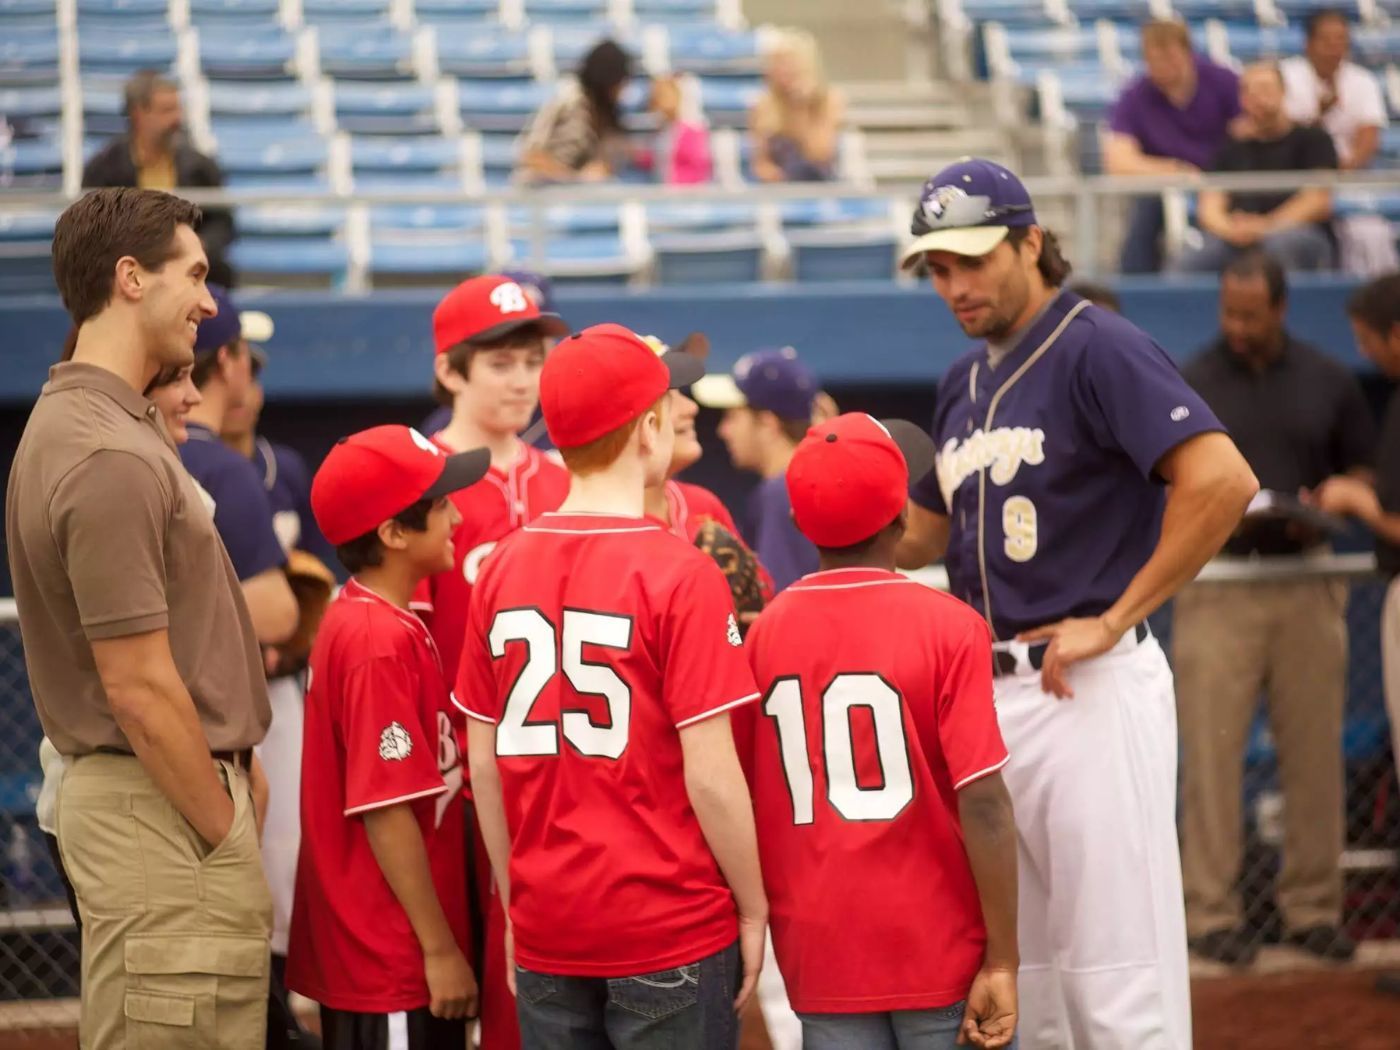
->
xmin=1174 ymin=62 xmax=1339 ymax=273
xmin=1283 ymin=9 xmax=1388 ymax=171
xmin=1176 ymin=249 xmax=1374 ymax=966
xmin=1103 ymin=19 xmax=1241 ymax=273
xmin=83 ymin=69 xmax=237 ymax=286
xmin=1067 ymin=280 xmax=1122 ymax=314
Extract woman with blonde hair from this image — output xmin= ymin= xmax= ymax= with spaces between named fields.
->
xmin=749 ymin=29 xmax=844 ymax=183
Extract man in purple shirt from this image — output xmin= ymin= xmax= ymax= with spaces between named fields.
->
xmin=1104 ymin=19 xmax=1241 ymax=272
xmin=695 ymin=348 xmax=820 ymax=592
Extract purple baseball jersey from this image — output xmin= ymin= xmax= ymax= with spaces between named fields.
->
xmin=911 ymin=291 xmax=1224 ymax=641
xmin=180 ymin=423 xmax=287 ymax=582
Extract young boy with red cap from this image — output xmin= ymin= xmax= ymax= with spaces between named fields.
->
xmin=457 ymin=324 xmax=769 ymax=1050
xmin=417 ymin=273 xmax=572 ymax=1049
xmin=742 ymin=414 xmax=1020 ymax=1050
xmin=288 ymin=426 xmax=489 ymax=1050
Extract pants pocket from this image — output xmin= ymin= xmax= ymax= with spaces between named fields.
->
xmin=515 ymin=967 xmax=557 ymax=1007
xmin=607 ymin=962 xmax=700 ymax=1021
xmin=124 ymin=933 xmax=268 ymax=1049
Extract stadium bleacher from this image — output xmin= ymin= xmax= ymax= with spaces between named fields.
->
xmin=0 ymin=0 xmax=910 ymax=293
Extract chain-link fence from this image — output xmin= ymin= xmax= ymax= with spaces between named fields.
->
xmin=0 ymin=565 xmax=1395 ymax=1040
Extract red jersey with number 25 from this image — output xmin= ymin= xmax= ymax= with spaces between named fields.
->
xmin=287 ymin=578 xmax=469 ymax=1013
xmin=742 ymin=568 xmax=1008 ymax=1014
xmin=455 ymin=513 xmax=759 ymax=978
xmin=413 ymin=440 xmax=570 ymax=680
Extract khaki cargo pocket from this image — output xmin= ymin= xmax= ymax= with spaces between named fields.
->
xmin=125 ymin=933 xmax=268 ymax=1049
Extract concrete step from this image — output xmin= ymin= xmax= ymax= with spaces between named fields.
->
xmin=842 ymin=80 xmax=964 ymax=105
xmin=846 ymin=102 xmax=972 ymax=130
xmin=860 ymin=126 xmax=1007 ymax=157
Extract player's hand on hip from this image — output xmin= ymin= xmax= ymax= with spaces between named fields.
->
xmin=424 ymin=946 xmax=478 ymax=1020
xmin=1017 ymin=616 xmax=1123 ymax=699
xmin=957 ymin=966 xmax=1017 ymax=1048
xmin=733 ymin=912 xmax=767 ymax=1013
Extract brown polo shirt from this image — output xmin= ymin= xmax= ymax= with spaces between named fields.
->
xmin=5 ymin=362 xmax=270 ymax=755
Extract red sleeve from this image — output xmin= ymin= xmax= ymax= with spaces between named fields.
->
xmin=340 ymin=657 xmax=448 ymax=815
xmin=453 ymin=582 xmax=500 ymax=724
xmin=936 ymin=616 xmax=1009 ymax=790
xmin=660 ymin=558 xmax=760 ymax=728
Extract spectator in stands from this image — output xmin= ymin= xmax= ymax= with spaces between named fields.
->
xmin=1176 ymin=250 xmax=1373 ymax=967
xmin=8 ymin=187 xmax=273 ymax=1049
xmin=648 ymin=74 xmax=713 ymax=184
xmin=1173 ymin=62 xmax=1338 ymax=273
xmin=1103 ymin=19 xmax=1240 ymax=273
xmin=519 ymin=40 xmax=635 ymax=183
xmin=1068 ymin=279 xmax=1122 ymax=313
xmin=749 ymin=28 xmax=844 ymax=183
xmin=82 ymin=71 xmax=236 ymax=287
xmin=1283 ymin=9 xmax=1387 ymax=171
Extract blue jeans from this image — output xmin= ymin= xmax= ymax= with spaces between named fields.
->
xmin=515 ymin=940 xmax=741 ymax=1050
xmin=1171 ymin=223 xmax=1336 ymax=273
xmin=1119 ymin=196 xmax=1166 ymax=273
xmin=800 ymin=1002 xmax=1014 ymax=1050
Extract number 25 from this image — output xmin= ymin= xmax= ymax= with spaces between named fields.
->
xmin=489 ymin=608 xmax=633 ymax=759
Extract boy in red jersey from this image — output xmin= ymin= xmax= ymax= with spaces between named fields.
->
xmin=457 ymin=324 xmax=769 ymax=1050
xmin=415 ymin=273 xmax=571 ymax=1050
xmin=743 ymin=413 xmax=1020 ymax=1050
xmin=288 ymin=426 xmax=487 ymax=1050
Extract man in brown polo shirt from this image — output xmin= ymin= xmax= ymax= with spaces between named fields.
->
xmin=5 ymin=187 xmax=273 ymax=1049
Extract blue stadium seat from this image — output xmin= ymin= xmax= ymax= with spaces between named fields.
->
xmin=788 ymin=231 xmax=897 ymax=282
xmin=1167 ymin=0 xmax=1262 ymax=18
xmin=1272 ymin=0 xmax=1360 ymax=17
xmin=370 ymin=203 xmax=486 ymax=232
xmin=1114 ymin=20 xmax=1211 ymax=61
xmin=521 ymin=0 xmax=608 ymax=24
xmin=0 ymin=207 xmax=57 ymax=239
xmin=352 ymin=135 xmax=464 ymax=189
xmin=198 ymin=25 xmax=298 ymax=80
xmin=1221 ymin=24 xmax=1304 ymax=62
xmin=1335 ymin=191 xmax=1400 ymax=220
xmin=668 ymin=27 xmax=761 ymax=77
xmin=1351 ymin=28 xmax=1400 ymax=70
xmin=1377 ymin=127 xmax=1400 ymax=168
xmin=0 ymin=136 xmax=63 ymax=187
xmin=218 ymin=136 xmax=329 ymax=183
xmin=779 ymin=197 xmax=890 ymax=227
xmin=458 ymin=78 xmax=552 ymax=133
xmin=953 ymin=0 xmax=1056 ymax=27
xmin=0 ymin=212 xmax=55 ymax=292
xmin=214 ymin=116 xmax=320 ymax=147
xmin=477 ymin=132 xmax=517 ymax=184
xmin=0 ymin=0 xmax=60 ymax=26
xmin=632 ymin=0 xmax=720 ymax=22
xmin=317 ymin=24 xmax=417 ymax=80
xmin=79 ymin=86 xmax=126 ymax=136
xmin=0 ymin=27 xmax=61 ymax=84
xmin=78 ymin=32 xmax=178 ymax=76
xmin=188 ymin=0 xmax=281 ymax=24
xmin=236 ymin=204 xmax=345 ymax=238
xmin=507 ymin=232 xmax=636 ymax=281
xmin=370 ymin=234 xmax=489 ymax=277
xmin=335 ymin=81 xmax=440 ymax=134
xmin=646 ymin=201 xmax=760 ymax=231
xmin=76 ymin=0 xmax=168 ymax=24
xmin=653 ymin=230 xmax=764 ymax=284
xmin=435 ymin=28 xmax=532 ymax=79
xmin=697 ymin=77 xmax=763 ymax=128
xmin=302 ymin=0 xmax=394 ymax=24
xmin=414 ymin=0 xmax=501 ymax=25
xmin=508 ymin=203 xmax=622 ymax=235
xmin=1062 ymin=0 xmax=1152 ymax=16
xmin=551 ymin=27 xmax=642 ymax=71
xmin=996 ymin=26 xmax=1103 ymax=78
xmin=208 ymin=80 xmax=314 ymax=121
xmin=230 ymin=236 xmax=350 ymax=283
xmin=0 ymin=85 xmax=62 ymax=128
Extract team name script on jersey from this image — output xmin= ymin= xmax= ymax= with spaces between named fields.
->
xmin=936 ymin=425 xmax=1047 ymax=507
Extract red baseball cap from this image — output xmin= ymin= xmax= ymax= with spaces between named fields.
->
xmin=540 ymin=322 xmax=705 ymax=449
xmin=432 ymin=274 xmax=569 ymax=354
xmin=311 ymin=425 xmax=491 ymax=545
xmin=787 ymin=413 xmax=937 ymax=548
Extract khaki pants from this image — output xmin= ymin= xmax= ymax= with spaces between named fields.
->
xmin=56 ymin=753 xmax=273 ymax=1049
xmin=1384 ymin=577 xmax=1400 ymax=780
xmin=1174 ymin=578 xmax=1348 ymax=939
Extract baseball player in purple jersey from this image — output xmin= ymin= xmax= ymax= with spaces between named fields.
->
xmin=896 ymin=158 xmax=1258 ymax=1049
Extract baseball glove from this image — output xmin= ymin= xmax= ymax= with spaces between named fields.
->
xmin=693 ymin=518 xmax=767 ymax=621
xmin=278 ymin=549 xmax=337 ymax=666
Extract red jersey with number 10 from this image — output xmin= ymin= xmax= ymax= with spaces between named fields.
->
xmin=287 ymin=578 xmax=469 ymax=1013
xmin=455 ymin=513 xmax=759 ymax=977
xmin=413 ymin=439 xmax=570 ymax=681
xmin=742 ymin=568 xmax=1008 ymax=1013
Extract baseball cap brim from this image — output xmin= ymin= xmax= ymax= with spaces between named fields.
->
xmin=691 ymin=374 xmax=747 ymax=409
xmin=422 ymin=447 xmax=492 ymax=501
xmin=880 ymin=418 xmax=937 ymax=486
xmin=899 ymin=226 xmax=1010 ymax=268
xmin=463 ymin=313 xmax=570 ymax=346
xmin=663 ymin=350 xmax=705 ymax=389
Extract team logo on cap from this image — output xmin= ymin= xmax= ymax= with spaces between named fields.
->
xmin=379 ymin=722 xmax=414 ymax=761
xmin=408 ymin=428 xmax=441 ymax=456
xmin=490 ymin=282 xmax=530 ymax=315
xmin=922 ymin=185 xmax=968 ymax=223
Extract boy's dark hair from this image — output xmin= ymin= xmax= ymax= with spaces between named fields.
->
xmin=191 ymin=340 xmax=244 ymax=390
xmin=432 ymin=325 xmax=549 ymax=406
xmin=335 ymin=498 xmax=434 ymax=574
xmin=1006 ymin=226 xmax=1072 ymax=288
xmin=1304 ymin=8 xmax=1349 ymax=40
xmin=1222 ymin=248 xmax=1287 ymax=306
xmin=53 ymin=187 xmax=203 ymax=326
xmin=1347 ymin=273 xmax=1400 ymax=334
